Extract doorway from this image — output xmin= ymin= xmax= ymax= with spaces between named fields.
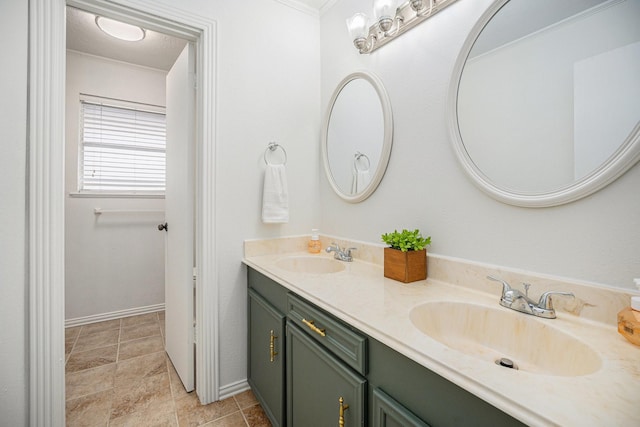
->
xmin=64 ymin=6 xmax=180 ymax=327
xmin=64 ymin=4 xmax=196 ymax=392
xmin=28 ymin=0 xmax=219 ymax=422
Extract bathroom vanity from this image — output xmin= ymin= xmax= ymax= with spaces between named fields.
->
xmin=248 ymin=267 xmax=523 ymax=427
xmin=244 ymin=236 xmax=640 ymax=427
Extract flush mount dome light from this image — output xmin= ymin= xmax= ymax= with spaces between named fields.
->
xmin=95 ymin=16 xmax=145 ymax=42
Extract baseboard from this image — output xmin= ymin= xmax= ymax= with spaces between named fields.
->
xmin=218 ymin=379 xmax=250 ymax=400
xmin=65 ymin=303 xmax=165 ymax=328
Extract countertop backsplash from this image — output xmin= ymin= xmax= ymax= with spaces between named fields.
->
xmin=244 ymin=234 xmax=638 ymax=327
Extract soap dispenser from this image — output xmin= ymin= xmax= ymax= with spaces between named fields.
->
xmin=617 ymin=279 xmax=640 ymax=346
xmin=308 ymin=229 xmax=321 ymax=254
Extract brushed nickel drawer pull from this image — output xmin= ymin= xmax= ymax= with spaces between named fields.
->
xmin=302 ymin=318 xmax=326 ymax=337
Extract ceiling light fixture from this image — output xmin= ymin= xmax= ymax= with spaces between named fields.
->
xmin=346 ymin=0 xmax=460 ymax=54
xmin=95 ymin=16 xmax=145 ymax=42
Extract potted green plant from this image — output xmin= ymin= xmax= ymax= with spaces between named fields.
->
xmin=381 ymin=229 xmax=431 ymax=283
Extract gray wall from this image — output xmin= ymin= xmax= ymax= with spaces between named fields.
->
xmin=65 ymin=51 xmax=166 ymax=321
xmin=0 ymin=0 xmax=321 ymax=419
xmin=319 ymin=0 xmax=640 ymax=290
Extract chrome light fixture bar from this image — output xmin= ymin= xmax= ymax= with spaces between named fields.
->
xmin=347 ymin=0 xmax=460 ymax=54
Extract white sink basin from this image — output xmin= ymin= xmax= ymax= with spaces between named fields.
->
xmin=275 ymin=256 xmax=345 ymax=274
xmin=409 ymin=301 xmax=602 ymax=376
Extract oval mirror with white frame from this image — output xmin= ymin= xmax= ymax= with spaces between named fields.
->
xmin=449 ymin=0 xmax=640 ymax=207
xmin=322 ymin=71 xmax=393 ymax=203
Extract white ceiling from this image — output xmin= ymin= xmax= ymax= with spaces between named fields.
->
xmin=69 ymin=0 xmax=608 ymax=71
xmin=66 ymin=7 xmax=187 ymax=71
xmin=66 ymin=1 xmax=332 ymax=71
xmin=296 ymin=0 xmax=334 ymax=10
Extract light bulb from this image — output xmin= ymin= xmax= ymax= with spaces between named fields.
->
xmin=373 ymin=0 xmax=398 ymax=21
xmin=346 ymin=13 xmax=369 ymax=41
xmin=373 ymin=0 xmax=398 ymax=33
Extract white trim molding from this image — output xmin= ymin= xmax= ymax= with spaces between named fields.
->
xmin=29 ymin=1 xmax=67 ymax=425
xmin=30 ymin=0 xmax=219 ymax=423
xmin=273 ymin=0 xmax=320 ymax=16
xmin=218 ymin=380 xmax=251 ymax=401
xmin=65 ymin=304 xmax=165 ymax=328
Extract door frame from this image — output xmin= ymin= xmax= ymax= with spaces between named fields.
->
xmin=28 ymin=0 xmax=219 ymax=424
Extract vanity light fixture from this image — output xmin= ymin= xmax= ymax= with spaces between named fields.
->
xmin=346 ymin=0 xmax=460 ymax=54
xmin=95 ymin=16 xmax=146 ymax=42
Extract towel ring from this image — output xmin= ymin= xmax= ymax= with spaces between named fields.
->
xmin=264 ymin=142 xmax=287 ymax=166
xmin=354 ymin=151 xmax=370 ymax=172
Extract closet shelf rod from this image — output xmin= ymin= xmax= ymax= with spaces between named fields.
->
xmin=93 ymin=208 xmax=165 ymax=215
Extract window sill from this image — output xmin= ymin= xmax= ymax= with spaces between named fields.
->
xmin=68 ymin=192 xmax=165 ymax=199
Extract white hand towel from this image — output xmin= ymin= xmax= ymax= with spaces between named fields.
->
xmin=351 ymin=169 xmax=371 ymax=195
xmin=262 ymin=164 xmax=289 ymax=223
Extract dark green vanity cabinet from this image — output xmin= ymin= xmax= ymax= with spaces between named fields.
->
xmin=372 ymin=388 xmax=429 ymax=427
xmin=366 ymin=338 xmax=524 ymax=427
xmin=247 ymin=267 xmax=524 ymax=427
xmin=287 ymin=321 xmax=366 ymax=426
xmin=286 ymin=292 xmax=368 ymax=426
xmin=247 ymin=269 xmax=288 ymax=427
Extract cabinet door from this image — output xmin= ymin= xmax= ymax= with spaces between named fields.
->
xmin=248 ymin=289 xmax=286 ymax=427
xmin=287 ymin=321 xmax=366 ymax=427
xmin=372 ymin=388 xmax=430 ymax=427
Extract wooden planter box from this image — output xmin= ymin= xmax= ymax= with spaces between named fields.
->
xmin=384 ymin=248 xmax=427 ymax=283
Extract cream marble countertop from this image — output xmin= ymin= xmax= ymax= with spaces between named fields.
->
xmin=243 ymin=238 xmax=640 ymax=427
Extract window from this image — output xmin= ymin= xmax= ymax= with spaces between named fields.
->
xmin=79 ymin=98 xmax=166 ymax=194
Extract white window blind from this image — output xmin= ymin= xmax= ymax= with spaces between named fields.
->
xmin=80 ymin=100 xmax=166 ymax=193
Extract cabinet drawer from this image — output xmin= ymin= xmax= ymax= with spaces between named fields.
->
xmin=248 ymin=268 xmax=288 ymax=314
xmin=287 ymin=321 xmax=366 ymax=427
xmin=372 ymin=388 xmax=430 ymax=427
xmin=287 ymin=293 xmax=367 ymax=375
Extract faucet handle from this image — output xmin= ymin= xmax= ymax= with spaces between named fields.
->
xmin=487 ymin=275 xmax=513 ymax=297
xmin=537 ymin=291 xmax=574 ymax=310
xmin=345 ymin=247 xmax=357 ymax=255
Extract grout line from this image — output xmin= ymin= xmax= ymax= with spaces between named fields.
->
xmin=119 ymin=329 xmax=162 ymax=345
xmin=69 ymin=329 xmax=121 ymax=354
xmin=106 ymin=383 xmax=115 ymax=427
xmin=65 ymin=328 xmax=81 ymax=364
xmin=234 ymin=395 xmax=250 ymax=427
xmin=239 ymin=406 xmax=251 ymax=427
xmin=209 ymin=409 xmax=250 ymax=427
xmin=65 ymin=368 xmax=117 ymax=402
xmin=116 ymin=320 xmax=122 ymax=362
xmin=69 ymin=326 xmax=81 ymax=354
xmin=166 ymin=352 xmax=177 ymax=402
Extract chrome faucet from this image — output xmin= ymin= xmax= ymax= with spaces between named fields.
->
xmin=326 ymin=243 xmax=357 ymax=262
xmin=487 ymin=276 xmax=574 ymax=319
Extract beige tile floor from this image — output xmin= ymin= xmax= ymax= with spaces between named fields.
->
xmin=65 ymin=311 xmax=270 ymax=427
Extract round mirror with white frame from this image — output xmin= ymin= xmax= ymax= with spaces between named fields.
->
xmin=322 ymin=71 xmax=393 ymax=203
xmin=449 ymin=0 xmax=640 ymax=207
